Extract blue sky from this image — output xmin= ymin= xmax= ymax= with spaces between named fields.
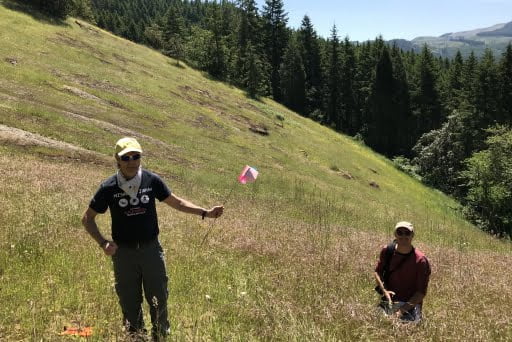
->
xmin=256 ymin=0 xmax=512 ymax=42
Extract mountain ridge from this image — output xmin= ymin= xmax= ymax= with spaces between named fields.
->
xmin=388 ymin=20 xmax=512 ymax=57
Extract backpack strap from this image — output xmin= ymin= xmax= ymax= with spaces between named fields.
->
xmin=380 ymin=241 xmax=396 ymax=285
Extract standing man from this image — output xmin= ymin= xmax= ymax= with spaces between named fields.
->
xmin=82 ymin=137 xmax=224 ymax=340
xmin=374 ymin=221 xmax=431 ymax=322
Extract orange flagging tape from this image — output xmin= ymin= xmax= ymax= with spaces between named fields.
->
xmin=60 ymin=326 xmax=93 ymax=337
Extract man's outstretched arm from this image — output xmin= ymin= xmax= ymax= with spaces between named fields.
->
xmin=163 ymin=193 xmax=224 ymax=218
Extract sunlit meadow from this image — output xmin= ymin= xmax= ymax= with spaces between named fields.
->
xmin=1 ymin=2 xmax=511 ymax=340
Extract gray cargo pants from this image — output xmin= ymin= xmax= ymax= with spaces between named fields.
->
xmin=112 ymin=239 xmax=170 ymax=338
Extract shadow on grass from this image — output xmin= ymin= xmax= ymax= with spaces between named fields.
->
xmin=2 ymin=0 xmax=70 ymax=27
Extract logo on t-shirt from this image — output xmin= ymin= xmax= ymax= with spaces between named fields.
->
xmin=130 ymin=197 xmax=140 ymax=206
xmin=141 ymin=195 xmax=149 ymax=204
xmin=119 ymin=198 xmax=128 ymax=208
xmin=126 ymin=207 xmax=147 ymax=216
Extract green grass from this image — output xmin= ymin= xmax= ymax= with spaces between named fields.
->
xmin=1 ymin=2 xmax=512 ymax=340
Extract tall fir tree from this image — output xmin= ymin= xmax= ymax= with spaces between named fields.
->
xmin=279 ymin=34 xmax=306 ymax=113
xmin=355 ymin=41 xmax=374 ymax=137
xmin=325 ymin=25 xmax=342 ymax=129
xmin=162 ymin=3 xmax=185 ymax=64
xmin=340 ymin=37 xmax=357 ymax=135
xmin=462 ymin=51 xmax=478 ymax=106
xmin=232 ymin=0 xmax=268 ymax=95
xmin=71 ymin=0 xmax=95 ymax=22
xmin=444 ymin=51 xmax=464 ymax=113
xmin=297 ymin=15 xmax=323 ymax=117
xmin=364 ymin=46 xmax=396 ymax=155
xmin=205 ymin=2 xmax=228 ymax=79
xmin=498 ymin=44 xmax=512 ymax=125
xmin=28 ymin=0 xmax=72 ymax=19
xmin=474 ymin=49 xmax=500 ymax=128
xmin=390 ymin=45 xmax=413 ymax=154
xmin=412 ymin=45 xmax=443 ymax=141
xmin=262 ymin=0 xmax=289 ymax=101
xmin=245 ymin=43 xmax=266 ymax=98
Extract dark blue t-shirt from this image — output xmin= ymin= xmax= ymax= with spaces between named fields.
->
xmin=89 ymin=169 xmax=171 ymax=243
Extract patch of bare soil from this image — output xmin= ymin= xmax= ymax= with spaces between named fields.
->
xmin=62 ymin=111 xmax=159 ymax=145
xmin=176 ymin=85 xmax=228 ymax=115
xmin=74 ymin=20 xmax=100 ymax=35
xmin=61 ymin=85 xmax=128 ymax=110
xmin=0 ymin=123 xmax=104 ymax=161
xmin=48 ymin=32 xmax=105 ymax=58
xmin=62 ymin=85 xmax=100 ymax=100
xmin=60 ymin=111 xmax=187 ymax=165
xmin=63 ymin=73 xmax=130 ymax=94
xmin=249 ymin=124 xmax=269 ymax=136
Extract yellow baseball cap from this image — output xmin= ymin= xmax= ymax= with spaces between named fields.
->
xmin=115 ymin=137 xmax=142 ymax=156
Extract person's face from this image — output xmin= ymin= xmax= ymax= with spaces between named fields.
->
xmin=117 ymin=151 xmax=141 ymax=179
xmin=394 ymin=228 xmax=413 ymax=244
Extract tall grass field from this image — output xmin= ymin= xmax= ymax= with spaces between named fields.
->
xmin=1 ymin=2 xmax=511 ymax=340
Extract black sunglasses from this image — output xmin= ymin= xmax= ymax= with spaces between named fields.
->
xmin=396 ymin=229 xmax=412 ymax=236
xmin=120 ymin=154 xmax=141 ymax=162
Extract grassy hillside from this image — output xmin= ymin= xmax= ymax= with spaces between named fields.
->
xmin=1 ymin=2 xmax=511 ymax=340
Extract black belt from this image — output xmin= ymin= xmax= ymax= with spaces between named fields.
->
xmin=115 ymin=238 xmax=156 ymax=249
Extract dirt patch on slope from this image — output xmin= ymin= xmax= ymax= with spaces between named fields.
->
xmin=0 ymin=124 xmax=106 ymax=162
xmin=62 ymin=85 xmax=101 ymax=100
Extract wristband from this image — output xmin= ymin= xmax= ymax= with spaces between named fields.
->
xmin=202 ymin=210 xmax=206 ymax=220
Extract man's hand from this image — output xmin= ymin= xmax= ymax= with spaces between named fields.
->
xmin=101 ymin=241 xmax=118 ymax=256
xmin=384 ymin=290 xmax=396 ymax=305
xmin=206 ymin=206 xmax=224 ymax=219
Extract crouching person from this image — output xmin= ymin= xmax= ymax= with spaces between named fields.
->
xmin=374 ymin=221 xmax=431 ymax=322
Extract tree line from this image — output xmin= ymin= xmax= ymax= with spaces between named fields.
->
xmin=20 ymin=0 xmax=512 ymax=237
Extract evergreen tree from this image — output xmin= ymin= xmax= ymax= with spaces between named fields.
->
xmin=444 ymin=51 xmax=464 ymax=112
xmin=474 ymin=49 xmax=500 ymax=127
xmin=162 ymin=4 xmax=185 ymax=64
xmin=499 ymin=44 xmax=512 ymax=125
xmin=297 ymin=15 xmax=323 ymax=117
xmin=71 ymin=0 xmax=95 ymax=22
xmin=325 ymin=25 xmax=342 ymax=129
xmin=230 ymin=0 xmax=269 ymax=95
xmin=280 ymin=34 xmax=306 ymax=113
xmin=340 ymin=37 xmax=357 ymax=135
xmin=28 ymin=0 xmax=72 ymax=19
xmin=462 ymin=51 xmax=478 ymax=105
xmin=245 ymin=43 xmax=266 ymax=98
xmin=233 ymin=0 xmax=261 ymax=84
xmin=411 ymin=45 xmax=444 ymax=141
xmin=390 ymin=45 xmax=413 ymax=154
xmin=262 ymin=0 xmax=289 ymax=101
xmin=364 ymin=46 xmax=396 ymax=155
xmin=125 ymin=18 xmax=142 ymax=42
xmin=355 ymin=41 xmax=374 ymax=137
xmin=204 ymin=2 xmax=228 ymax=79
xmin=144 ymin=22 xmax=164 ymax=50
